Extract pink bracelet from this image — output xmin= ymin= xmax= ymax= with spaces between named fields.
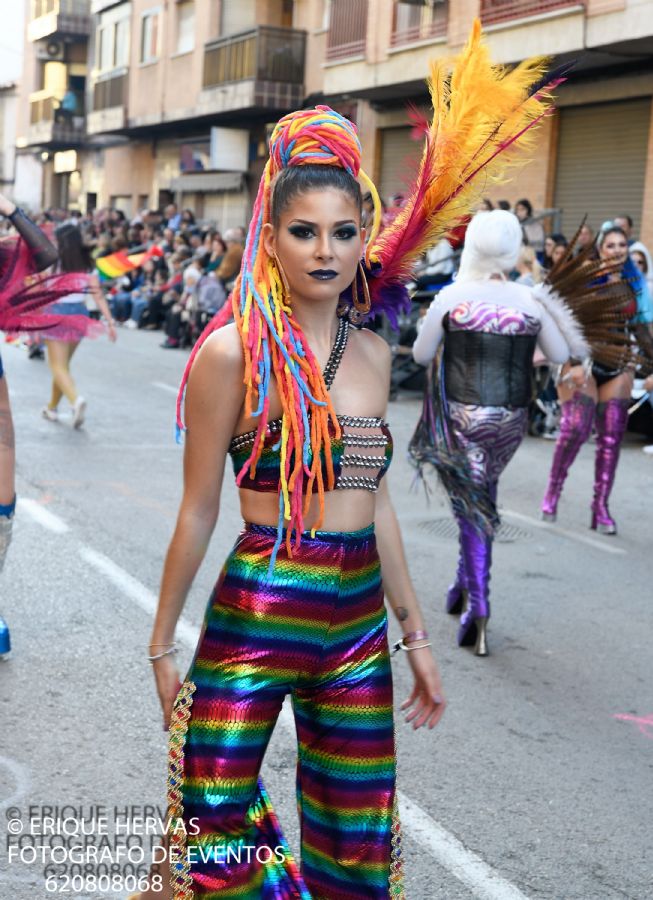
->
xmin=403 ymin=629 xmax=428 ymax=643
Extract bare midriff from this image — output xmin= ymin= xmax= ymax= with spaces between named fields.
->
xmin=238 ymin=487 xmax=377 ymax=533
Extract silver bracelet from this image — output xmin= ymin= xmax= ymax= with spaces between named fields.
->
xmin=147 ymin=644 xmax=179 ymax=663
xmin=391 ymin=639 xmax=432 ymax=656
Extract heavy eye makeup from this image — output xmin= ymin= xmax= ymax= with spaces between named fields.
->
xmin=287 ymin=221 xmax=358 ymax=241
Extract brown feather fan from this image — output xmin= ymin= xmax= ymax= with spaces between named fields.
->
xmin=545 ymin=221 xmax=635 ymax=371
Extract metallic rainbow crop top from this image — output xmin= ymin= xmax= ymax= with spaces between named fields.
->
xmin=229 ymin=414 xmax=393 ymax=494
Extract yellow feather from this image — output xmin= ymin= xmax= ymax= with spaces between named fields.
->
xmin=372 ymin=19 xmax=558 ymax=278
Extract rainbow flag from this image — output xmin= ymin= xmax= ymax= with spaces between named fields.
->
xmin=96 ymin=245 xmax=163 ymax=280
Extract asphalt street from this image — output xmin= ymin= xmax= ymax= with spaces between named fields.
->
xmin=0 ymin=328 xmax=651 ymax=900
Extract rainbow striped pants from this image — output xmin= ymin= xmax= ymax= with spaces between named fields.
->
xmin=167 ymin=524 xmax=403 ymax=899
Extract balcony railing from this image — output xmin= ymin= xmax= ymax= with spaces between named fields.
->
xmin=326 ymin=0 xmax=367 ymax=61
xmin=203 ymin=26 xmax=305 ymax=89
xmin=28 ymin=0 xmax=91 ymax=41
xmin=480 ymin=0 xmax=584 ymax=25
xmin=28 ymin=89 xmax=86 ymax=145
xmin=391 ymin=0 xmax=448 ymax=47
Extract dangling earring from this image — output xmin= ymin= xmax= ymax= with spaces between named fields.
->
xmin=348 ymin=261 xmax=371 ymax=325
xmin=273 ymin=253 xmax=291 ymax=302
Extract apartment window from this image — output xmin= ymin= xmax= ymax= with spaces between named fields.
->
xmin=115 ymin=17 xmax=130 ymax=67
xmin=98 ymin=26 xmax=114 ymax=71
xmin=176 ymin=1 xmax=195 ymax=54
xmin=221 ymin=0 xmax=256 ymax=36
xmin=96 ymin=8 xmax=131 ymax=73
xmin=141 ymin=11 xmax=160 ymax=64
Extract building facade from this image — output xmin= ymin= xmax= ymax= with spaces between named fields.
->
xmin=14 ymin=0 xmax=653 ymax=245
xmin=320 ymin=0 xmax=653 ymax=245
xmin=15 ymin=0 xmax=308 ymax=230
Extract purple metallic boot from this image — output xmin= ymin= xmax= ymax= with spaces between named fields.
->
xmin=447 ymin=482 xmax=496 ymax=616
xmin=591 ymin=399 xmax=629 ymax=535
xmin=445 ymin=521 xmax=467 ymax=615
xmin=541 ymin=393 xmax=595 ymax=521
xmin=456 ymin=518 xmax=492 ymax=656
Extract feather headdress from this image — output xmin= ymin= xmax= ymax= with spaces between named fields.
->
xmin=364 ymin=18 xmax=571 ymax=324
xmin=538 ymin=220 xmax=635 ymax=370
xmin=176 ymin=19 xmax=568 ymax=569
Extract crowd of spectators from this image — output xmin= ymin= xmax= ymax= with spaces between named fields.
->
xmin=2 ymin=195 xmax=651 ymax=358
xmin=0 ymin=202 xmax=245 ymax=351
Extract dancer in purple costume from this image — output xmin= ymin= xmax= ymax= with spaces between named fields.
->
xmin=540 ymin=225 xmax=653 ymax=533
xmin=411 ymin=211 xmax=588 ymax=655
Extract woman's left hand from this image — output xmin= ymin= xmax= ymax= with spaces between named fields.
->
xmin=401 ymin=648 xmax=446 ymax=730
xmin=107 ymin=320 xmax=117 ymax=343
xmin=643 ymin=374 xmax=653 ymax=393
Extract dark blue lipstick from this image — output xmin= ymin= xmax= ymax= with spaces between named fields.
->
xmin=309 ymin=269 xmax=338 ymax=280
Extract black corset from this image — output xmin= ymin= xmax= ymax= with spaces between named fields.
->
xmin=442 ymin=324 xmax=537 ymax=408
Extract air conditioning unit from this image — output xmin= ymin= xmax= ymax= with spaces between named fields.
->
xmin=36 ymin=39 xmax=66 ymax=61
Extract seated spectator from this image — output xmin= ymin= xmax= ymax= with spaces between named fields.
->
xmin=515 ymin=244 xmax=542 ymax=286
xmin=161 ymin=253 xmax=203 ymax=349
xmin=542 ymin=232 xmax=567 ymax=270
xmin=496 ymin=199 xmax=511 ymax=211
xmin=514 ymin=198 xmax=545 ymax=253
xmin=575 ymin=222 xmax=595 ymax=256
xmin=142 ymin=249 xmax=189 ymax=330
xmin=161 ymin=227 xmax=175 ymax=253
xmin=550 ymin=236 xmax=569 ymax=269
xmin=125 ymin=259 xmax=160 ymax=328
xmin=173 ymin=232 xmax=191 ymax=252
xmin=613 ymin=214 xmax=635 ymax=245
xmin=214 ymin=228 xmax=244 ymax=289
xmin=206 ymin=234 xmax=227 ymax=272
xmin=165 ymin=203 xmax=182 ymax=231
xmin=181 ymin=208 xmax=196 ymax=228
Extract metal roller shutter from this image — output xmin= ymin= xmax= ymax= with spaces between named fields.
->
xmin=554 ymin=99 xmax=651 ymax=237
xmin=379 ymin=127 xmax=423 ymax=204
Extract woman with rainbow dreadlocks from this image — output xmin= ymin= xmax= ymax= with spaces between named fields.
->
xmin=140 ymin=22 xmax=567 ymax=899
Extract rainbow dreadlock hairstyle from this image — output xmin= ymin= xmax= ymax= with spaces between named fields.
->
xmin=177 ymin=106 xmax=378 ymax=569
xmin=176 ymin=19 xmax=568 ymax=569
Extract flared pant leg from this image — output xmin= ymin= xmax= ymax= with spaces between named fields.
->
xmin=292 ymin=532 xmax=396 ymax=899
xmin=167 ymin=525 xmax=399 ymax=900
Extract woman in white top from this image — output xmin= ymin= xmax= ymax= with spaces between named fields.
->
xmin=411 ymin=211 xmax=587 ymax=656
xmin=42 ymin=223 xmax=116 ymax=428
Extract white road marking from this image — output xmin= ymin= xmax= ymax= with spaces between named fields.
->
xmin=502 ymin=508 xmax=627 ymax=556
xmin=151 ymin=381 xmax=178 ymax=395
xmin=0 ymin=755 xmax=31 ymax=811
xmin=17 ymin=498 xmax=69 ymax=534
xmin=78 ymin=547 xmax=199 ymax=649
xmin=28 ymin=505 xmax=534 ymax=900
xmin=396 ymin=791 xmax=530 ymax=900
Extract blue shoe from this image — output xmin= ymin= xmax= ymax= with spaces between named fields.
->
xmin=0 ymin=616 xmax=11 ymax=658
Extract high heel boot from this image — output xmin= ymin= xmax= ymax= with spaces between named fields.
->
xmin=456 ymin=518 xmax=492 ymax=656
xmin=541 ymin=393 xmax=595 ymax=521
xmin=445 ymin=520 xmax=467 ymax=615
xmin=591 ymin=399 xmax=629 ymax=534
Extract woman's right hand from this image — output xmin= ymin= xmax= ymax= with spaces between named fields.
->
xmin=152 ymin=656 xmax=182 ymax=731
xmin=561 ymin=364 xmax=587 ymax=388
